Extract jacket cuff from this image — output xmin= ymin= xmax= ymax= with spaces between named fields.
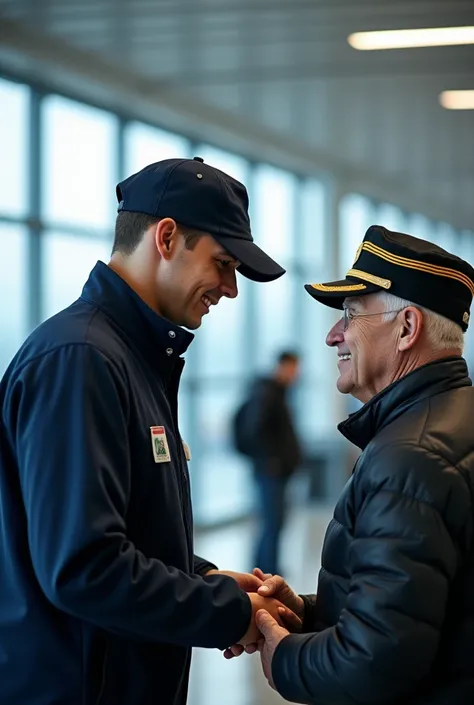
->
xmin=221 ymin=590 xmax=253 ymax=649
xmin=300 ymin=593 xmax=318 ymax=632
xmin=272 ymin=632 xmax=316 ymax=703
xmin=193 ymin=554 xmax=218 ymax=576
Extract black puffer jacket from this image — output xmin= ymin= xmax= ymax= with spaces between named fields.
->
xmin=273 ymin=357 xmax=474 ymax=705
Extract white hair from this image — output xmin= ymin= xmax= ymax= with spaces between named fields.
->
xmin=374 ymin=291 xmax=464 ymax=353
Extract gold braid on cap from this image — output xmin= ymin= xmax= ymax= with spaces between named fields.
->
xmin=362 ymin=242 xmax=474 ymax=296
xmin=346 ymin=269 xmax=391 ymax=289
xmin=310 ymin=282 xmax=367 ymax=292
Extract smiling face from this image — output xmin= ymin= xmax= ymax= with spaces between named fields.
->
xmin=325 ymin=294 xmax=404 ymax=403
xmin=155 ymin=223 xmax=240 ymax=330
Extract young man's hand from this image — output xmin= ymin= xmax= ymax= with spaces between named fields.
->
xmin=205 ymin=569 xmax=263 ymax=593
xmin=223 ymin=568 xmax=303 ymax=659
xmin=236 ymin=593 xmax=299 ymax=647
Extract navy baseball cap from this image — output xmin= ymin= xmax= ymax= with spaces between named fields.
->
xmin=116 ymin=157 xmax=285 ymax=283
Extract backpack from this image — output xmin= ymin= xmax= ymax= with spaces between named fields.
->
xmin=231 ymin=397 xmax=257 ymax=456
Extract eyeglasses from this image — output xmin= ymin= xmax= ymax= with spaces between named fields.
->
xmin=342 ymin=308 xmax=404 ymax=331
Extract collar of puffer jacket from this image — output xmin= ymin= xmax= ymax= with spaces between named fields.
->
xmin=338 ymin=356 xmax=471 ymax=451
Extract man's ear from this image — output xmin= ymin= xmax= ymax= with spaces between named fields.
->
xmin=154 ymin=218 xmax=179 ymax=259
xmin=398 ymin=306 xmax=423 ymax=351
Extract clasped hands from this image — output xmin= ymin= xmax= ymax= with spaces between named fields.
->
xmin=208 ymin=568 xmax=304 ymax=689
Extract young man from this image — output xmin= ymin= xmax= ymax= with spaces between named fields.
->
xmin=240 ymin=226 xmax=474 ymax=705
xmin=0 ymin=157 xmax=297 ymax=704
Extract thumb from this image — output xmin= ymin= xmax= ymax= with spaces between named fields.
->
xmin=255 ymin=609 xmax=280 ymax=637
xmin=253 ymin=567 xmax=272 ymax=581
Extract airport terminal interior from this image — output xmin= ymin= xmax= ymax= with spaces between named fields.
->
xmin=1 ymin=1 xmax=473 ymax=703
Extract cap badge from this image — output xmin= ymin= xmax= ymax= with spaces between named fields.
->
xmin=353 ymin=243 xmax=363 ymax=267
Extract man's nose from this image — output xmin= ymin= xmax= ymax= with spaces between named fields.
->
xmin=220 ymin=270 xmax=238 ymax=299
xmin=326 ymin=316 xmax=345 ymax=347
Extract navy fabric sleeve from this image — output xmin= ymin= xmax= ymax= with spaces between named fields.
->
xmin=272 ymin=444 xmax=470 ymax=704
xmin=6 ymin=344 xmax=251 ymax=649
xmin=193 ymin=555 xmax=218 ymax=576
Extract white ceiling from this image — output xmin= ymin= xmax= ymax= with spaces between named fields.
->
xmin=0 ymin=0 xmax=473 ymax=229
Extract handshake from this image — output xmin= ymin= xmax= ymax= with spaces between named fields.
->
xmin=210 ymin=568 xmax=305 ymax=660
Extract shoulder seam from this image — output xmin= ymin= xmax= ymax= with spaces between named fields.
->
xmin=12 ymin=341 xmax=120 ymax=379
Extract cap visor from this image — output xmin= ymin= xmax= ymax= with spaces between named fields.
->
xmin=304 ymin=279 xmax=380 ymax=309
xmin=216 ymin=236 xmax=285 ymax=283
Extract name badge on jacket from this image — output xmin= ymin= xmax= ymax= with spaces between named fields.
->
xmin=150 ymin=426 xmax=171 ymax=463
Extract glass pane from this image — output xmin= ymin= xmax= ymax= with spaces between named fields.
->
xmin=193 ymin=384 xmax=253 ymax=524
xmin=177 ymin=385 xmax=192 ymax=451
xmin=298 ymin=273 xmax=340 ymax=442
xmin=300 ymin=277 xmax=335 ymax=384
xmin=252 ymin=164 xmax=296 ymax=263
xmin=436 ymin=222 xmax=457 ymax=254
xmin=199 ymin=274 xmax=249 ymax=377
xmin=0 ymin=78 xmax=29 ymax=217
xmin=194 ymin=144 xmax=248 ymax=184
xmin=41 ymin=231 xmax=112 ymax=320
xmin=375 ymin=202 xmax=406 ymax=233
xmin=0 ymin=224 xmax=28 ymax=376
xmin=299 ymin=384 xmax=336 ymax=440
xmin=406 ymin=213 xmax=435 ymax=243
xmin=300 ymin=179 xmax=326 ymax=267
xmin=41 ymin=95 xmax=117 ymax=229
xmin=124 ymin=122 xmax=189 ymax=176
xmin=458 ymin=230 xmax=474 ymax=265
xmin=255 ymin=274 xmax=295 ymax=369
xmin=339 ymin=194 xmax=376 ymax=272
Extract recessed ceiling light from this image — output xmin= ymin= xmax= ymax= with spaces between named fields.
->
xmin=348 ymin=26 xmax=474 ymax=50
xmin=439 ymin=90 xmax=474 ymax=110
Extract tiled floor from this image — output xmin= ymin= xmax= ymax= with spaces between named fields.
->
xmin=188 ymin=502 xmax=333 ymax=705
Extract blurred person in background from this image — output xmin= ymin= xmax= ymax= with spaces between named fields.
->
xmin=231 ymin=225 xmax=474 ymax=705
xmin=232 ymin=350 xmax=302 ymax=576
xmin=248 ymin=350 xmax=302 ymax=576
xmin=0 ymin=157 xmax=303 ymax=705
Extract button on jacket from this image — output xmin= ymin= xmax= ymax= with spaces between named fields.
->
xmin=0 ymin=261 xmax=251 ymax=705
xmin=273 ymin=358 xmax=474 ymax=705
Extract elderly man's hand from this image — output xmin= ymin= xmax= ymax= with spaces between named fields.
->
xmin=223 ymin=589 xmax=301 ymax=659
xmin=223 ymin=568 xmax=304 ymax=659
xmin=255 ymin=609 xmax=290 ymax=690
xmin=253 ymin=568 xmax=305 ymax=621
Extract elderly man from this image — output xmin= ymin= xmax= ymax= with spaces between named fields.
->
xmin=243 ymin=225 xmax=474 ymax=705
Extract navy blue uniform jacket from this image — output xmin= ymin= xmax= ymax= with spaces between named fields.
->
xmin=0 ymin=262 xmax=251 ymax=705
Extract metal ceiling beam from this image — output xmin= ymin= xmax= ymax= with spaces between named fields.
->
xmin=160 ymin=56 xmax=474 ymax=86
xmin=0 ymin=17 xmax=472 ymax=229
xmin=31 ymin=0 xmax=473 ymax=18
xmin=35 ymin=10 xmax=474 ymax=37
xmin=46 ymin=13 xmax=474 ymax=44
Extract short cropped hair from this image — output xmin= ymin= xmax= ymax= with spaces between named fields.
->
xmin=376 ymin=291 xmax=464 ymax=353
xmin=111 ymin=212 xmax=203 ymax=256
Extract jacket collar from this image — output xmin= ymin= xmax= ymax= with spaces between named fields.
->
xmin=80 ymin=261 xmax=194 ymax=372
xmin=338 ymin=357 xmax=471 ymax=451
